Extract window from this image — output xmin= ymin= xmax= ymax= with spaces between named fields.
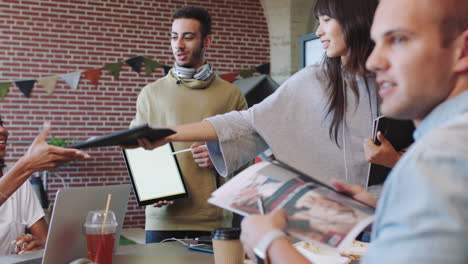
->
xmin=300 ymin=33 xmax=324 ymax=68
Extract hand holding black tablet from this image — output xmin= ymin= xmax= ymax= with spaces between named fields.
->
xmin=67 ymin=124 xmax=176 ymax=149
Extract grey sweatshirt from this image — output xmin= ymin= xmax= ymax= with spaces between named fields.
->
xmin=206 ymin=65 xmax=379 ymax=186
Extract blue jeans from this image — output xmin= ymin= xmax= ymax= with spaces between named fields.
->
xmin=145 ymin=230 xmax=212 ymax=243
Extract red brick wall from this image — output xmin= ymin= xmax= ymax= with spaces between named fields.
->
xmin=0 ymin=0 xmax=270 ymax=228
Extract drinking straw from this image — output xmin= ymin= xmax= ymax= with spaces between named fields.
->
xmin=101 ymin=194 xmax=112 ymax=234
xmin=95 ymin=194 xmax=112 ymax=263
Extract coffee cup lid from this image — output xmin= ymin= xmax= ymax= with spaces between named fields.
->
xmin=212 ymin=228 xmax=241 ymax=240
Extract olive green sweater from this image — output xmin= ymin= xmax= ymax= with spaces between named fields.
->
xmin=132 ymin=69 xmax=247 ymax=231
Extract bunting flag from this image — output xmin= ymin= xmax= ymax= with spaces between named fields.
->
xmin=59 ymin=72 xmax=81 ymax=90
xmin=125 ymin=56 xmax=143 ymax=74
xmin=239 ymin=69 xmax=254 ymax=79
xmin=256 ymin=63 xmax=270 ymax=75
xmin=104 ymin=62 xmax=123 ymax=80
xmin=38 ymin=76 xmax=59 ymax=94
xmin=163 ymin=65 xmax=172 ymax=75
xmin=0 ymin=54 xmax=271 ymax=100
xmin=219 ymin=73 xmax=238 ymax=83
xmin=143 ymin=57 xmax=162 ymax=75
xmin=15 ymin=80 xmax=36 ymax=98
xmin=83 ymin=68 xmax=102 ymax=86
xmin=0 ymin=82 xmax=11 ymax=100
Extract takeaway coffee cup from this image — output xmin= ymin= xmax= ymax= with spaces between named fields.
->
xmin=84 ymin=210 xmax=118 ymax=264
xmin=212 ymin=228 xmax=244 ymax=264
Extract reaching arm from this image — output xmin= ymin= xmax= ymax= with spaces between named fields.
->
xmin=171 ymin=120 xmax=219 ymax=141
xmin=132 ymin=120 xmax=219 ymax=150
xmin=0 ymin=123 xmax=90 ymax=206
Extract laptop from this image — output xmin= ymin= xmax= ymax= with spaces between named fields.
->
xmin=0 ymin=185 xmax=131 ymax=264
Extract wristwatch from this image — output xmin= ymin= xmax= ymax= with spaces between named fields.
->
xmin=253 ymin=229 xmax=286 ymax=264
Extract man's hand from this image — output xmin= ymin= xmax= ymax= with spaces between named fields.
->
xmin=152 ymin=200 xmax=174 ymax=207
xmin=12 ymin=234 xmax=44 ymax=254
xmin=191 ymin=143 xmax=213 ymax=168
xmin=331 ymin=180 xmax=377 ymax=208
xmin=240 ymin=209 xmax=288 ymax=259
xmin=19 ymin=122 xmax=90 ymax=172
xmin=363 ymin=131 xmax=402 ymax=168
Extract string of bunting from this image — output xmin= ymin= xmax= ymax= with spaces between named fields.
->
xmin=0 ymin=55 xmax=270 ymax=100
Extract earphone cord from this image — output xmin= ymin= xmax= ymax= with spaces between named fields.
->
xmin=160 ymin=237 xmax=205 ymax=247
xmin=342 ymin=79 xmax=348 ymax=184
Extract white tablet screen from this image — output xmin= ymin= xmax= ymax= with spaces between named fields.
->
xmin=123 ymin=144 xmax=187 ymax=203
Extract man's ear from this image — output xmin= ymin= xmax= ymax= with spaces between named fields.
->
xmin=454 ymin=29 xmax=468 ymax=73
xmin=204 ymin=35 xmax=213 ymax=48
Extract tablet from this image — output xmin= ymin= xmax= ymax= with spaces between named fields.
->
xmin=122 ymin=143 xmax=188 ymax=206
xmin=67 ymin=124 xmax=176 ymax=149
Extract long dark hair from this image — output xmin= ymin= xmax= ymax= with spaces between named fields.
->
xmin=314 ymin=0 xmax=378 ymax=146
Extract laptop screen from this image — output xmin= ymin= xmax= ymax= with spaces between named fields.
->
xmin=43 ymin=185 xmax=131 ymax=264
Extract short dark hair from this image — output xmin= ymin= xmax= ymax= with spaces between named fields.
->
xmin=172 ymin=6 xmax=212 ymax=38
xmin=439 ymin=0 xmax=468 ymax=48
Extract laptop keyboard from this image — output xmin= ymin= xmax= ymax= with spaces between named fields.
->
xmin=0 ymin=250 xmax=43 ymax=264
xmin=11 ymin=257 xmax=42 ymax=264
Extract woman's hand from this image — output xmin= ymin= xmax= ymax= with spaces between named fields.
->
xmin=18 ymin=122 xmax=90 ymax=173
xmin=12 ymin=233 xmax=44 ymax=254
xmin=331 ymin=180 xmax=377 ymax=208
xmin=363 ymin=131 xmax=402 ymax=168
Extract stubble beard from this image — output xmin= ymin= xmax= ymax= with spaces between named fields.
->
xmin=176 ymin=43 xmax=205 ymax=69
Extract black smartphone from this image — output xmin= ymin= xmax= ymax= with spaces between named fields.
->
xmin=195 ymin=235 xmax=213 ymax=244
xmin=188 ymin=244 xmax=214 ymax=253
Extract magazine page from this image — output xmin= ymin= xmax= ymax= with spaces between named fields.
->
xmin=209 ymin=161 xmax=374 ymax=251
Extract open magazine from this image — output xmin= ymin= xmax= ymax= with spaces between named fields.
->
xmin=209 ymin=161 xmax=374 ymax=251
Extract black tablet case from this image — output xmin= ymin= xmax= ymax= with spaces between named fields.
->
xmin=367 ymin=117 xmax=415 ymax=186
xmin=67 ymin=124 xmax=175 ymax=149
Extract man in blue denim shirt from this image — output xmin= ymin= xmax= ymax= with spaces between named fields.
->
xmin=360 ymin=0 xmax=468 ymax=262
xmin=240 ymin=0 xmax=468 ymax=263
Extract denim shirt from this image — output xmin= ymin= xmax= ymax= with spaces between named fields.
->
xmin=363 ymin=91 xmax=468 ymax=263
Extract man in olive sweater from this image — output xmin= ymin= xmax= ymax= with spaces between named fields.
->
xmin=131 ymin=6 xmax=247 ymax=243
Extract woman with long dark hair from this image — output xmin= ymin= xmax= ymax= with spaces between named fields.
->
xmin=130 ymin=0 xmax=380 ymax=193
xmin=314 ymin=0 xmax=377 ymax=146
